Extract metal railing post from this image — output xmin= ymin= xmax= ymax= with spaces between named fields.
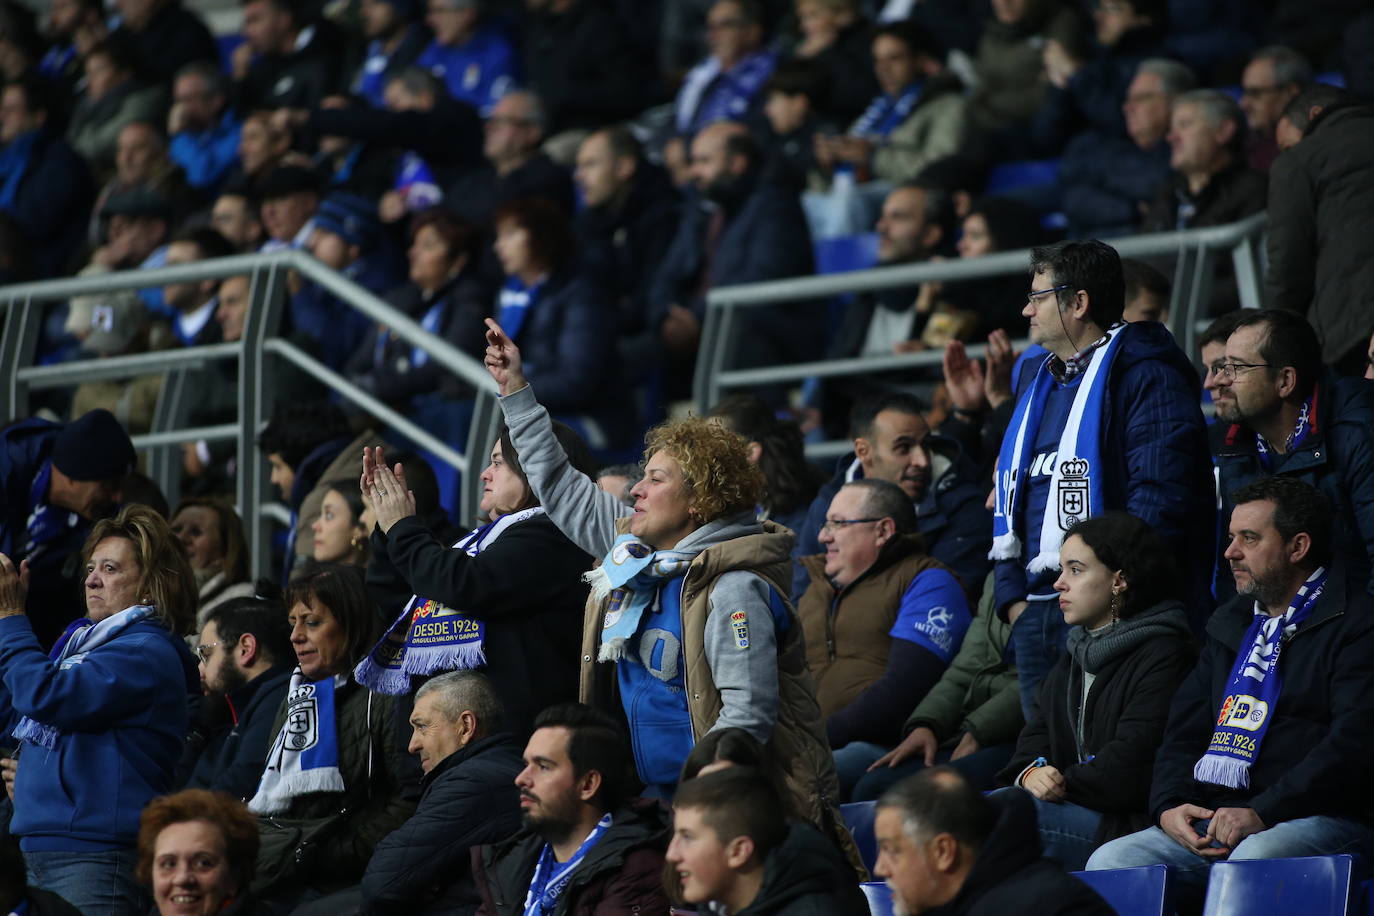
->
xmin=241 ymin=263 xmax=288 ymax=581
xmin=0 ymin=295 xmax=38 ymax=422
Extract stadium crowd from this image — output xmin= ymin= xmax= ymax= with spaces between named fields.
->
xmin=3 ymin=0 xmax=1374 ymax=913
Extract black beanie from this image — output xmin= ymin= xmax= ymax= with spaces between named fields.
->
xmin=51 ymin=410 xmax=136 ymax=481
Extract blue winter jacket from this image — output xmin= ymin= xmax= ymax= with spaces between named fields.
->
xmin=0 ymin=613 xmax=198 ymax=851
xmin=414 ymin=25 xmax=517 ymax=116
xmin=169 ymin=111 xmax=242 ymax=192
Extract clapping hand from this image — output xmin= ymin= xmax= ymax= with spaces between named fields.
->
xmin=360 ymin=447 xmax=415 ymax=535
xmin=0 ymin=553 xmax=29 ymax=618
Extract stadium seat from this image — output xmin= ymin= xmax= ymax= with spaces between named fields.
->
xmin=860 ymin=881 xmax=894 ymax=916
xmin=984 ymin=159 xmax=1061 ymax=196
xmin=842 ymin=801 xmax=879 ymax=874
xmin=1316 ymin=71 xmax=1347 ymax=88
xmin=1073 ymin=864 xmax=1173 ymax=916
xmin=1204 ymin=855 xmax=1360 ymax=915
xmin=815 ymin=232 xmax=879 ymax=276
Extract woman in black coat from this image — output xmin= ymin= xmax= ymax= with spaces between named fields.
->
xmin=994 ymin=512 xmax=1196 ymax=869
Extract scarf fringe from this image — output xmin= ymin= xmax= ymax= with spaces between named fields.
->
xmin=583 ymin=566 xmax=613 ymax=602
xmin=989 ymin=531 xmax=1022 ymax=562
xmin=353 ymin=655 xmax=411 ymax=696
xmin=1193 ymin=753 xmax=1251 ymax=790
xmin=248 ymin=767 xmax=346 ymax=815
xmin=1028 ymin=550 xmax=1062 ymax=575
xmin=598 ymin=636 xmax=628 ymax=663
xmin=12 ymin=717 xmax=57 ymax=750
xmin=402 ymin=640 xmax=486 ymax=675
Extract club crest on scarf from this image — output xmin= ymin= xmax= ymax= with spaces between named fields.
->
xmin=585 ymin=533 xmax=696 ymax=662
xmin=285 ymin=682 xmax=320 ymax=752
xmin=1057 ymin=457 xmax=1091 ymax=529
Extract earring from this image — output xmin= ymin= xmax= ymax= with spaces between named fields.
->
xmin=350 ymin=535 xmax=360 ymax=552
xmin=1109 ymin=590 xmax=1122 ymax=624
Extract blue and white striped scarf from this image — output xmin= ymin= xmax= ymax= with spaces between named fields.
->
xmin=249 ymin=669 xmax=345 ymax=814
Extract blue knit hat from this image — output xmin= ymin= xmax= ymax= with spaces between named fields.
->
xmin=313 ymin=192 xmax=381 ymax=249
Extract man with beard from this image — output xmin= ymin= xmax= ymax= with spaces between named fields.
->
xmin=1211 ymin=309 xmax=1374 ymax=600
xmin=183 ymin=597 xmax=294 ymax=799
xmin=472 ymin=704 xmax=670 ymax=915
xmin=1087 ymin=478 xmax=1374 ymax=903
xmin=647 ymin=119 xmax=815 ymax=397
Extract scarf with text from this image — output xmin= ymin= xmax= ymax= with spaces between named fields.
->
xmin=522 ymin=813 xmax=613 ymax=916
xmin=249 ymin=669 xmax=344 ymax=814
xmin=1256 ymin=391 xmax=1318 ymax=472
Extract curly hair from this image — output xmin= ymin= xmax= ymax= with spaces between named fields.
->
xmin=83 ymin=504 xmax=197 ymax=634
xmin=135 ymin=789 xmax=259 ymax=892
xmin=644 ymin=417 xmax=764 ymax=523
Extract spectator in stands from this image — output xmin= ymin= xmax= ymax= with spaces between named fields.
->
xmin=472 ymin=703 xmax=670 ymax=914
xmin=784 ymin=0 xmax=875 ymax=124
xmin=876 ymin=767 xmax=1114 ymax=915
xmin=596 ymin=464 xmax=640 ymax=505
xmin=0 ymin=74 xmax=95 ymax=277
xmin=574 ymin=126 xmax=681 ymax=377
xmin=234 ymin=0 xmax=344 ymax=111
xmin=995 ymin=240 xmax=1213 ymax=719
xmin=669 ymin=767 xmax=857 ymax=914
xmin=249 ymin=565 xmax=417 ymax=907
xmin=312 ymin=481 xmax=370 ymax=567
xmin=185 ymin=597 xmax=294 ymax=799
xmin=168 ymin=60 xmax=242 ymax=194
xmin=89 ymin=122 xmax=194 ymax=248
xmin=483 ymin=325 xmax=846 ymax=831
xmin=169 ymin=497 xmax=254 ymax=624
xmin=39 ymin=0 xmax=102 ymax=95
xmin=257 ymin=164 xmax=320 ymax=252
xmin=351 ymin=0 xmax=429 ymax=109
xmin=1061 ymin=57 xmax=1194 ymax=238
xmin=793 ymin=391 xmax=991 ymax=606
xmin=1239 ymin=45 xmax=1312 ymax=174
xmin=87 ymin=188 xmax=172 ymax=300
xmin=414 ymin=0 xmax=515 ymax=116
xmin=1120 ymin=257 xmax=1170 ymax=323
xmin=359 ymin=422 xmax=595 ymax=734
xmin=210 ymin=184 xmax=265 ymax=252
xmin=967 ymin=0 xmax=1087 ymax=141
xmin=993 ymin=513 xmax=1194 ymax=869
xmin=65 ymin=289 xmax=168 ymax=438
xmin=1212 ymin=309 xmax=1374 ymax=598
xmin=800 ymin=480 xmax=972 ymax=791
xmin=137 ymin=789 xmax=261 ymax=916
xmin=0 ymin=504 xmax=199 ymax=915
xmin=758 ymin=58 xmax=832 ymax=191
xmin=851 ymin=573 xmax=1021 ymax=802
xmin=1087 ymin=479 xmax=1374 ymax=888
xmin=233 ymin=111 xmax=292 ymax=194
xmin=360 ymin=671 xmax=523 ymax=913
xmin=0 ymin=409 xmax=135 ymax=647
xmin=109 ymin=0 xmax=217 ymax=84
xmin=707 ymin=392 xmax=821 ymax=534
xmin=162 ymin=226 xmax=237 ymax=348
xmin=675 ymin=0 xmax=776 ymax=137
xmin=649 ymin=120 xmax=816 ymax=396
xmin=66 ymin=38 xmax=165 ymax=175
xmin=1198 ymin=309 xmax=1247 ymax=408
xmin=214 ymin=274 xmax=250 ymax=342
xmin=446 ymin=90 xmax=574 ymax=225
xmin=1266 ymin=84 xmax=1374 ymax=375
xmin=1142 ymin=89 xmax=1267 ymax=233
xmin=935 ymin=197 xmax=1046 ymax=341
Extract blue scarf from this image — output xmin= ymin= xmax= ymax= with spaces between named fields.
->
xmin=249 ymin=669 xmax=345 ymax=814
xmin=12 ymin=606 xmax=156 ymax=749
xmin=0 ymin=130 xmax=37 ymax=212
xmin=991 ymin=324 xmax=1127 ymax=574
xmin=23 ymin=461 xmax=80 ymax=560
xmin=354 ymin=508 xmax=544 ymax=694
xmin=497 ymin=276 xmax=544 ymax=342
xmin=395 ymin=152 xmax=443 ymax=210
xmin=522 ymin=812 xmax=613 ymax=916
xmin=1194 ymin=567 xmax=1328 ymax=789
xmin=1256 ymin=391 xmax=1318 ymax=472
xmin=676 ymin=49 xmax=777 ymax=133
xmin=584 ymin=534 xmax=696 ymax=662
xmin=850 ymin=82 xmax=923 ymax=138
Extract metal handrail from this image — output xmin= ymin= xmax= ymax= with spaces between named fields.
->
xmin=0 ymin=249 xmax=501 ymax=580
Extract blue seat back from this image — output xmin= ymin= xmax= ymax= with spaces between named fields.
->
xmin=860 ymin=881 xmax=893 ymax=916
xmin=1204 ymin=855 xmax=1358 ymax=915
xmin=984 ymin=159 xmax=1061 ymax=195
xmin=1073 ymin=865 xmax=1172 ymax=916
xmin=814 ymin=233 xmax=879 ymax=276
xmin=841 ymin=800 xmax=878 ymax=875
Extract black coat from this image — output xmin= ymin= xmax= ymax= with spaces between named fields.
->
xmin=238 ymin=21 xmax=346 ymax=111
xmin=110 ymin=1 xmax=218 ymax=84
xmin=445 ymin=155 xmax=575 ymax=227
xmin=736 ymin=823 xmax=869 ymax=916
xmin=926 ymin=790 xmax=1114 ymax=916
xmin=366 ymin=513 xmax=589 ymax=738
xmin=185 ymin=665 xmax=293 ymax=800
xmin=998 ymin=604 xmax=1196 ymax=844
xmin=360 ymin=733 xmax=524 ymax=916
xmin=308 ymin=96 xmax=484 ymax=186
xmin=1149 ymin=569 xmax=1374 ymax=827
xmin=5 ymin=129 xmax=94 ymax=278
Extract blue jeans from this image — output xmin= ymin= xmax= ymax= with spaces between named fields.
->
xmin=989 ymin=787 xmax=1102 ymax=870
xmin=1009 ymin=598 xmax=1069 ymax=721
xmin=25 ymin=847 xmax=147 ymax=916
xmin=840 ymin=741 xmax=1015 ymax=803
xmin=1086 ymin=816 xmax=1374 ymax=886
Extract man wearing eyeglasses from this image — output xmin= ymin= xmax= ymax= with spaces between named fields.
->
xmin=1211 ymin=308 xmax=1374 ymax=602
xmin=183 ymin=597 xmax=294 ymax=799
xmin=1237 ymin=46 xmax=1312 ymax=174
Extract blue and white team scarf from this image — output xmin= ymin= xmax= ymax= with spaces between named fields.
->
xmin=23 ymin=461 xmax=81 ymax=560
xmin=249 ymin=669 xmax=345 ymax=814
xmin=12 ymin=606 xmax=156 ymax=749
xmin=991 ymin=324 xmax=1127 ymax=574
xmin=522 ymin=813 xmax=613 ymax=916
xmin=584 ymin=534 xmax=696 ymax=662
xmin=1194 ymin=567 xmax=1327 ymax=789
xmin=354 ymin=508 xmax=544 ymax=694
xmin=849 ymin=82 xmax=923 ymax=139
xmin=1256 ymin=391 xmax=1317 ymax=472
xmin=675 ymin=50 xmax=777 ymax=134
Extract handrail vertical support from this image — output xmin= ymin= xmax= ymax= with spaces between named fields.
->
xmin=241 ymin=263 xmax=287 ymax=581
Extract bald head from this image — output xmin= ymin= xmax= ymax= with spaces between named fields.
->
xmin=688 ymin=121 xmax=755 ymax=198
xmin=115 ymin=121 xmax=165 ymax=186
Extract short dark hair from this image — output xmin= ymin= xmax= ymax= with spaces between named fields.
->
xmin=765 ymin=58 xmax=829 ymax=108
xmin=532 ymin=703 xmax=633 ymax=811
xmin=845 ymin=479 xmax=918 ymax=535
xmin=283 ymin=564 xmax=383 ymax=672
xmin=707 ymin=393 xmax=818 ymax=518
xmin=895 ymin=181 xmax=957 ymax=245
xmin=723 ymin=128 xmax=761 ymax=170
xmin=878 ymin=766 xmax=996 ymax=853
xmin=408 ymin=207 xmax=479 ymax=266
xmin=171 ymin=225 xmax=237 ymax=262
xmin=1122 ymin=258 xmax=1171 ymax=307
xmin=873 ymin=19 xmax=943 ymax=61
xmin=203 ymin=596 xmax=293 ymax=668
xmin=492 ymin=197 xmax=577 ymax=273
xmin=1251 ymin=45 xmax=1314 ymax=89
xmin=673 ymin=767 xmax=789 ymax=859
xmin=1229 ymin=309 xmax=1322 ymax=399
xmin=1281 ymin=84 xmax=1349 ymax=133
xmin=713 ymin=0 xmax=764 ymax=27
xmin=848 ymin=391 xmax=924 ymax=441
xmin=1029 ymin=239 xmax=1126 ymax=328
xmin=1229 ymin=477 xmax=1332 ymax=569
xmin=1199 ymin=309 xmax=1248 ymax=349
xmin=256 ymin=401 xmax=351 ymax=470
xmin=1062 ymin=512 xmax=1182 ymax=617
xmin=680 ymin=727 xmax=770 ymax=781
xmin=598 ymin=125 xmax=643 ymax=164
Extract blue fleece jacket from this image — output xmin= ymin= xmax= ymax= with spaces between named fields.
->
xmin=169 ymin=111 xmax=242 ymax=192
xmin=414 ymin=25 xmax=517 ymax=116
xmin=0 ymin=614 xmax=198 ymax=851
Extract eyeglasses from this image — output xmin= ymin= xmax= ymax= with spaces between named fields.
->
xmin=194 ymin=641 xmax=220 ymax=663
xmin=1027 ymin=285 xmax=1070 ymax=306
xmin=820 ymin=517 xmax=884 ymax=534
xmin=1240 ymin=85 xmax=1285 ymax=99
xmin=1214 ymin=361 xmax=1273 ymax=381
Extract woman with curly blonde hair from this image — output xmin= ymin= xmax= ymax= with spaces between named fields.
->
xmin=473 ymin=319 xmax=862 ymax=877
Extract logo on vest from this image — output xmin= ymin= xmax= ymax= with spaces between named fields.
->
xmin=1057 ymin=457 xmax=1091 ymax=529
xmin=730 ymin=610 xmax=750 ymax=649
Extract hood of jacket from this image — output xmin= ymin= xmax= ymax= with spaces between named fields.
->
xmin=737 ymin=822 xmax=853 ymax=914
xmin=931 ymin=789 xmax=1042 ymax=912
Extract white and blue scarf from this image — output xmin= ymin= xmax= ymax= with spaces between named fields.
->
xmin=23 ymin=461 xmax=81 ymax=560
xmin=1194 ymin=567 xmax=1327 ymax=789
xmin=249 ymin=669 xmax=345 ymax=814
xmin=850 ymin=82 xmax=923 ymax=139
xmin=12 ymin=605 xmax=156 ymax=749
xmin=584 ymin=534 xmax=696 ymax=662
xmin=991 ymin=324 xmax=1127 ymax=574
xmin=522 ymin=812 xmax=613 ymax=916
xmin=675 ymin=50 xmax=777 ymax=134
xmin=354 ymin=508 xmax=544 ymax=694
